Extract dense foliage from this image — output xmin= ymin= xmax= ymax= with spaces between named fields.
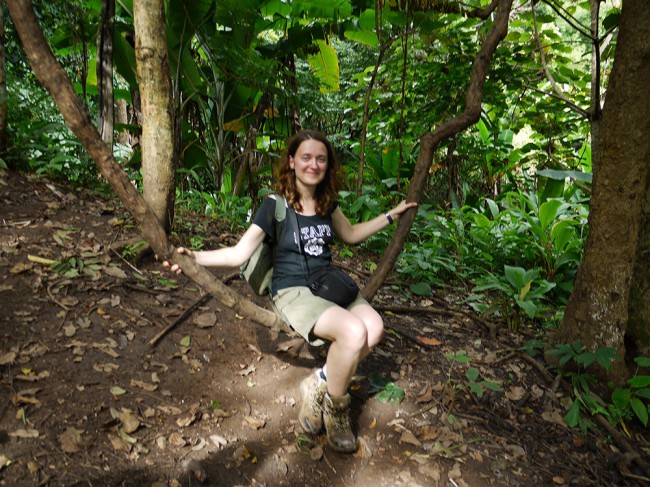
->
xmin=3 ymin=0 xmax=619 ymax=327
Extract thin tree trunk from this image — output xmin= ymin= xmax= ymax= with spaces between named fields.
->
xmin=97 ymin=0 xmax=115 ymax=147
xmin=133 ymin=0 xmax=176 ymax=232
xmin=115 ymin=98 xmax=131 ymax=145
xmin=6 ymin=0 xmax=283 ymax=331
xmin=363 ymin=0 xmax=514 ymax=299
xmin=233 ymin=92 xmax=269 ymax=196
xmin=284 ymin=54 xmax=302 ymax=134
xmin=0 ymin=1 xmax=7 ymax=154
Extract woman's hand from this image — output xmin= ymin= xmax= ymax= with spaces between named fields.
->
xmin=387 ymin=200 xmax=418 ymax=222
xmin=162 ymin=247 xmax=193 ymax=275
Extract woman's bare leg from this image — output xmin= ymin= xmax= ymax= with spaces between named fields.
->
xmin=313 ymin=304 xmax=384 ymax=396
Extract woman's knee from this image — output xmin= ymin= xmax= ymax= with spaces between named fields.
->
xmin=366 ymin=315 xmax=384 ymax=347
xmin=337 ymin=319 xmax=369 ymax=352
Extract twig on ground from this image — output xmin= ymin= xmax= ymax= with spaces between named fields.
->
xmin=148 ymin=294 xmax=211 ymax=347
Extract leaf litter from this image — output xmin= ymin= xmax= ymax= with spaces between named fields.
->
xmin=0 ymin=171 xmax=642 ymax=487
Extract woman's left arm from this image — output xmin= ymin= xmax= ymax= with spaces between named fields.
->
xmin=332 ymin=200 xmax=418 ymax=245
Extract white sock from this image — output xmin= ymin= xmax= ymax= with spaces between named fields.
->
xmin=320 ymin=366 xmax=327 ymax=381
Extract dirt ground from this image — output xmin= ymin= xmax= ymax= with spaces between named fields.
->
xmin=0 ymin=169 xmax=647 ymax=487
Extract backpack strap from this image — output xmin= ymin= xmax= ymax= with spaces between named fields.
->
xmin=273 ymin=194 xmax=286 ymax=222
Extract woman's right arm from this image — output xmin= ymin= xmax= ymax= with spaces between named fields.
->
xmin=165 ymin=224 xmax=267 ymax=274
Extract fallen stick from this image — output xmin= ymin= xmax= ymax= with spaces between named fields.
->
xmin=148 ymin=294 xmax=211 ymax=347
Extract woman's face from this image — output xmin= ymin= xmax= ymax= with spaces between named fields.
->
xmin=289 ymin=139 xmax=329 ymax=190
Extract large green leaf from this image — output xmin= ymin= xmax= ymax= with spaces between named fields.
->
xmin=344 ymin=29 xmax=379 ymax=47
xmin=538 ymin=200 xmax=562 ymax=231
xmin=291 ymin=0 xmax=352 ymax=19
xmin=308 ymin=40 xmax=339 ymax=93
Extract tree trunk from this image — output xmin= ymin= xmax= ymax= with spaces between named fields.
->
xmin=6 ymin=0 xmax=284 ymax=332
xmin=233 ymin=92 xmax=269 ymax=197
xmin=133 ymin=0 xmax=176 ymax=232
xmin=115 ymin=97 xmax=131 ymax=145
xmin=283 ymin=54 xmax=302 ymax=134
xmin=363 ymin=0 xmax=514 ymax=299
xmin=554 ymin=0 xmax=650 ymax=378
xmin=0 ymin=1 xmax=7 ymax=155
xmin=97 ymin=0 xmax=115 ymax=147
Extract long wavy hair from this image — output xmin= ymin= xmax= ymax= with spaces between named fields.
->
xmin=276 ymin=130 xmax=339 ymax=217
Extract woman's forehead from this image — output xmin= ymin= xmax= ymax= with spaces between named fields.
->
xmin=296 ymin=139 xmax=328 ymax=155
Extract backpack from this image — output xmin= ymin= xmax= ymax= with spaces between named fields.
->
xmin=240 ymin=195 xmax=286 ymax=295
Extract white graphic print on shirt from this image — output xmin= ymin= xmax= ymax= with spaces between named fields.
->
xmin=300 ymin=224 xmax=332 ymax=257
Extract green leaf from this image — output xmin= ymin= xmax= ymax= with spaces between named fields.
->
xmin=629 ymin=376 xmax=650 ymax=389
xmin=308 ymin=40 xmax=339 ymax=93
xmin=375 ymin=382 xmax=405 ymax=404
xmin=482 ymin=380 xmax=502 ymax=392
xmin=180 ymin=336 xmax=191 ymax=347
xmin=630 ymin=398 xmax=648 ymax=427
xmin=611 ymin=388 xmax=631 ymax=410
xmin=465 ymin=367 xmax=480 ymax=382
xmin=564 ymin=400 xmax=581 ymax=428
xmin=634 ymin=388 xmax=650 ymax=400
xmin=469 ymin=382 xmax=484 ymax=398
xmin=344 ymin=29 xmax=379 ymax=47
xmin=157 ymin=278 xmax=178 ymax=288
xmin=538 ymin=200 xmax=562 ymax=231
xmin=635 ymin=357 xmax=650 ymax=367
xmin=410 ymin=282 xmax=432 ymax=296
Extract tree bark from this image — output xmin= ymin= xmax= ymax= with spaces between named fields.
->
xmin=97 ymin=0 xmax=115 ymax=147
xmin=0 ymin=1 xmax=7 ymax=155
xmin=133 ymin=0 xmax=176 ymax=232
xmin=6 ymin=0 xmax=284 ymax=332
xmin=554 ymin=0 xmax=650 ymax=376
xmin=363 ymin=0 xmax=514 ymax=299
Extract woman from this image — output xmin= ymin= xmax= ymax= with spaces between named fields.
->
xmin=165 ymin=130 xmax=416 ymax=453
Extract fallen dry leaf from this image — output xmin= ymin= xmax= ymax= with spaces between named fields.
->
xmin=119 ymin=410 xmax=140 ymax=434
xmin=415 ymin=382 xmax=434 ymax=404
xmin=194 ymin=312 xmax=217 ymax=328
xmin=176 ymin=413 xmax=197 ymax=428
xmin=103 ymin=265 xmax=128 ymax=279
xmin=130 ymin=379 xmax=158 ymax=392
xmin=191 ymin=438 xmax=207 ymax=451
xmin=309 ymin=445 xmax=324 ymax=461
xmin=168 ymin=432 xmax=186 ymax=447
xmin=448 ymin=461 xmax=462 ymax=480
xmin=243 ymin=416 xmax=266 ymax=430
xmin=14 ymin=370 xmax=50 ymax=382
xmin=108 ymin=433 xmax=132 ymax=453
xmin=0 ymin=351 xmax=16 ymax=365
xmin=59 ymin=427 xmax=83 ymax=453
xmin=399 ymin=429 xmax=422 ymax=447
xmin=9 ymin=428 xmax=39 ymax=439
xmin=417 ymin=336 xmax=443 ymax=346
xmin=93 ymin=362 xmax=120 ymax=373
xmin=506 ymin=386 xmax=526 ymax=401
xmin=209 ymin=434 xmax=228 ymax=448
xmin=239 ymin=364 xmax=256 ymax=377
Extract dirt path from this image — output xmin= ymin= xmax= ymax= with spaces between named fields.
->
xmin=0 ymin=169 xmax=641 ymax=486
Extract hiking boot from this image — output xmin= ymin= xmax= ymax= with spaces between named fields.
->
xmin=299 ymin=370 xmax=328 ymax=434
xmin=322 ymin=392 xmax=357 ymax=453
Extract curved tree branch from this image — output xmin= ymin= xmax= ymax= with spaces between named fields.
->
xmin=363 ymin=0 xmax=514 ymax=300
xmin=6 ymin=0 xmax=284 ymax=331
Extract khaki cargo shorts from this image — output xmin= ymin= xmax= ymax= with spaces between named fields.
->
xmin=272 ymin=286 xmax=369 ymax=346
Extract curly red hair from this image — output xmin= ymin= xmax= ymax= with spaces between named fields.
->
xmin=276 ymin=130 xmax=339 ymax=217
